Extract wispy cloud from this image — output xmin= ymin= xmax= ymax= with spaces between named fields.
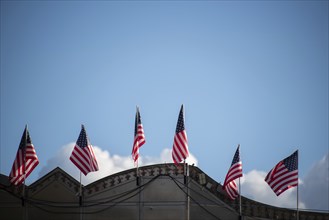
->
xmin=38 ymin=143 xmax=198 ymax=185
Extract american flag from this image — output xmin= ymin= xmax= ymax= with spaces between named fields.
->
xmin=70 ymin=125 xmax=99 ymax=176
xmin=131 ymin=107 xmax=146 ymax=163
xmin=172 ymin=105 xmax=189 ymax=164
xmin=265 ymin=150 xmax=298 ymax=196
xmin=9 ymin=126 xmax=39 ymax=186
xmin=223 ymin=145 xmax=243 ymax=200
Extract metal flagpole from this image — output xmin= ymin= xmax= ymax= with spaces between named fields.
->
xmin=22 ymin=174 xmax=27 ymax=220
xmin=137 ymin=157 xmax=142 ymax=220
xmin=135 ymin=106 xmax=142 ymax=220
xmin=297 ymin=184 xmax=299 ymax=220
xmin=136 ymin=160 xmax=140 ymax=184
xmin=79 ymin=171 xmax=83 ymax=220
xmin=136 ymin=106 xmax=140 ymax=186
xmin=182 ymin=105 xmax=190 ymax=220
xmin=184 ymin=160 xmax=190 ymax=220
xmin=138 ymin=160 xmax=143 ymax=220
xmin=296 ymin=149 xmax=299 ymax=220
xmin=239 ymin=178 xmax=242 ymax=220
xmin=239 ymin=144 xmax=242 ymax=220
xmin=22 ymin=176 xmax=27 ymax=220
xmin=22 ymin=124 xmax=28 ymax=220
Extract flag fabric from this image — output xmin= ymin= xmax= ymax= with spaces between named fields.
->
xmin=9 ymin=126 xmax=39 ymax=186
xmin=70 ymin=125 xmax=99 ymax=176
xmin=172 ymin=105 xmax=189 ymax=164
xmin=223 ymin=145 xmax=243 ymax=200
xmin=265 ymin=150 xmax=298 ymax=196
xmin=131 ymin=107 xmax=146 ymax=163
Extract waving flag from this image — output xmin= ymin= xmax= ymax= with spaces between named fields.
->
xmin=9 ymin=126 xmax=39 ymax=186
xmin=172 ymin=105 xmax=189 ymax=164
xmin=265 ymin=150 xmax=298 ymax=196
xmin=223 ymin=145 xmax=243 ymax=200
xmin=132 ymin=107 xmax=146 ymax=163
xmin=70 ymin=125 xmax=99 ymax=175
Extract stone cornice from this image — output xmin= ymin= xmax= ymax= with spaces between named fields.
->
xmin=84 ymin=163 xmax=184 ymax=196
xmin=1 ymin=164 xmax=328 ymax=219
xmin=188 ymin=165 xmax=328 ymax=220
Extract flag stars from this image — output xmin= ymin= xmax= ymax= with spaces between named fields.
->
xmin=231 ymin=145 xmax=241 ymax=166
xmin=18 ymin=127 xmax=32 ymax=149
xmin=283 ymin=151 xmax=298 ymax=171
xmin=76 ymin=126 xmax=89 ymax=148
xmin=176 ymin=110 xmax=185 ymax=133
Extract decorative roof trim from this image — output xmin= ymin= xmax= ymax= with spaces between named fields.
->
xmin=28 ymin=167 xmax=80 ymax=196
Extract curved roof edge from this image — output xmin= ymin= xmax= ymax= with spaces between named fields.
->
xmin=1 ymin=164 xmax=328 ymax=219
xmin=84 ymin=163 xmax=329 ymax=218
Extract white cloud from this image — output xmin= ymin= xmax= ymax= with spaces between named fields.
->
xmin=300 ymin=153 xmax=329 ymax=211
xmin=39 ymin=143 xmax=198 ymax=185
xmin=241 ymin=154 xmax=329 ymax=211
xmin=39 ymin=144 xmax=327 ymax=211
xmin=241 ymin=170 xmax=305 ymax=209
xmin=141 ymin=148 xmax=198 ymax=166
xmin=39 ymin=143 xmax=329 ymax=210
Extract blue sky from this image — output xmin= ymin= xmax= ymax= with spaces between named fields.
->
xmin=1 ymin=0 xmax=328 ymax=211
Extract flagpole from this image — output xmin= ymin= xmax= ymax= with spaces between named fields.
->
xmin=297 ymin=184 xmax=299 ymax=220
xmin=70 ymin=124 xmax=98 ymax=220
xmin=22 ymin=174 xmax=27 ymax=220
xmin=138 ymin=159 xmax=143 ymax=220
xmin=22 ymin=175 xmax=26 ymax=219
xmin=239 ymin=177 xmax=242 ymax=219
xmin=136 ymin=154 xmax=141 ymax=220
xmin=79 ymin=171 xmax=83 ymax=220
xmin=79 ymin=124 xmax=83 ymax=220
xmin=135 ymin=106 xmax=142 ymax=220
xmin=296 ymin=149 xmax=299 ymax=220
xmin=184 ymin=160 xmax=190 ymax=220
xmin=23 ymin=125 xmax=27 ymax=200
xmin=239 ymin=144 xmax=242 ymax=220
xmin=182 ymin=105 xmax=189 ymax=220
xmin=136 ymin=160 xmax=139 ymax=184
xmin=136 ymin=106 xmax=140 ymax=186
xmin=23 ymin=124 xmax=28 ymax=220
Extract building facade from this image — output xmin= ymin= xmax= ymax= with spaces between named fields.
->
xmin=0 ymin=164 xmax=328 ymax=220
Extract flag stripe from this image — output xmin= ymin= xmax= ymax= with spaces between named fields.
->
xmin=265 ymin=150 xmax=298 ymax=196
xmin=223 ymin=145 xmax=242 ymax=200
xmin=70 ymin=125 xmax=99 ymax=176
xmin=225 ymin=181 xmax=238 ymax=200
xmin=132 ymin=108 xmax=146 ymax=163
xmin=172 ymin=105 xmax=189 ymax=164
xmin=224 ymin=161 xmax=242 ymax=184
xmin=268 ymin=169 xmax=298 ymax=189
xmin=9 ymin=127 xmax=39 ymax=186
xmin=270 ymin=172 xmax=298 ymax=193
xmin=172 ymin=131 xmax=189 ymax=163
